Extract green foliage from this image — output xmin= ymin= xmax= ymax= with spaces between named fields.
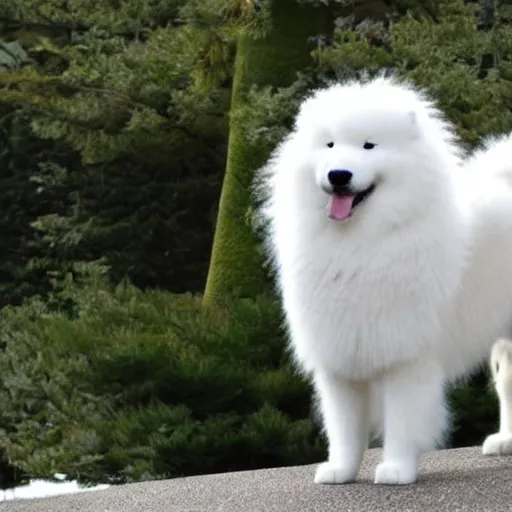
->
xmin=30 ymin=140 xmax=224 ymax=293
xmin=235 ymin=0 xmax=512 ymax=151
xmin=0 ymin=104 xmax=220 ymax=298
xmin=447 ymin=370 xmax=499 ymax=448
xmin=0 ymin=0 xmax=238 ymax=164
xmin=0 ymin=0 xmax=237 ymax=294
xmin=0 ymin=272 xmax=324 ymax=484
xmin=0 ymin=108 xmax=84 ymax=307
xmin=0 ymin=269 xmax=500 ymax=484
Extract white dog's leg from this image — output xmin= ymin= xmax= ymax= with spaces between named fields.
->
xmin=313 ymin=373 xmax=370 ymax=484
xmin=482 ymin=339 xmax=512 ymax=456
xmin=375 ymin=360 xmax=447 ymax=485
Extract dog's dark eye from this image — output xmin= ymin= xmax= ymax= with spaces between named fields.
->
xmin=496 ymin=362 xmax=500 ymax=373
xmin=363 ymin=142 xmax=376 ymax=150
xmin=327 ymin=142 xmax=334 ymax=148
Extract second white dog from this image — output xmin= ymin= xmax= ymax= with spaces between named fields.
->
xmin=256 ymin=75 xmax=512 ymax=485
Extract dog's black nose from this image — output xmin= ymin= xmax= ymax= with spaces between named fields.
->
xmin=328 ymin=169 xmax=353 ymax=187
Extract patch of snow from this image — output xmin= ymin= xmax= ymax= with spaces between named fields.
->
xmin=0 ymin=475 xmax=109 ymax=501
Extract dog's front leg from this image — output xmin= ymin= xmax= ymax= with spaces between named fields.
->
xmin=313 ymin=373 xmax=370 ymax=484
xmin=375 ymin=360 xmax=447 ymax=485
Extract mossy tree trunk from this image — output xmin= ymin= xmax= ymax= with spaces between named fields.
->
xmin=203 ymin=0 xmax=332 ymax=304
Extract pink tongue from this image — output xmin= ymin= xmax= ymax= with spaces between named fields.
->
xmin=329 ymin=195 xmax=355 ymax=221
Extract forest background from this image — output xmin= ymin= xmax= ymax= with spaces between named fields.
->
xmin=0 ymin=0 xmax=508 ymax=489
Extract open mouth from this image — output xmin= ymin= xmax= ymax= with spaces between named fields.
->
xmin=328 ymin=184 xmax=376 ymax=222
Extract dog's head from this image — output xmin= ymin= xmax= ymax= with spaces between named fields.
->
xmin=290 ymin=77 xmax=460 ymax=227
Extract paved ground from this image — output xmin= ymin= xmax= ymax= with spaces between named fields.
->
xmin=3 ymin=446 xmax=512 ymax=512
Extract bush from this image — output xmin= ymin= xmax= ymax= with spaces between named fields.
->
xmin=447 ymin=369 xmax=499 ymax=448
xmin=0 ymin=271 xmax=499 ymax=485
xmin=0 ymin=274 xmax=324 ymax=485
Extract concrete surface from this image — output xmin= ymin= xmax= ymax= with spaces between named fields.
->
xmin=2 ymin=446 xmax=511 ymax=512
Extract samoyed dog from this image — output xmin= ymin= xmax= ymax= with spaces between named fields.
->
xmin=255 ymin=75 xmax=512 ymax=485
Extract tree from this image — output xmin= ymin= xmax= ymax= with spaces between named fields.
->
xmin=203 ymin=0 xmax=334 ymax=304
xmin=0 ymin=0 xmax=233 ymax=294
xmin=0 ymin=107 xmax=83 ymax=307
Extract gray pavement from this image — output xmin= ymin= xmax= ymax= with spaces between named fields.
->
xmin=2 ymin=446 xmax=512 ymax=511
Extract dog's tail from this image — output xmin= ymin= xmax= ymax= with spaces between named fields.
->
xmin=464 ymin=133 xmax=512 ymax=186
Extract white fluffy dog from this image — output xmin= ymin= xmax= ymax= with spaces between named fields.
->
xmin=255 ymin=75 xmax=512 ymax=485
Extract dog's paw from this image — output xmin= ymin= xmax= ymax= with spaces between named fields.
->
xmin=482 ymin=432 xmax=512 ymax=456
xmin=374 ymin=460 xmax=418 ymax=485
xmin=314 ymin=462 xmax=358 ymax=484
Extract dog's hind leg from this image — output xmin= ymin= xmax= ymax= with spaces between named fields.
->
xmin=482 ymin=338 xmax=512 ymax=456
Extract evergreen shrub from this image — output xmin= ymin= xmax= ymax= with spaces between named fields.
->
xmin=0 ymin=271 xmax=324 ymax=484
xmin=0 ymin=269 xmax=499 ymax=484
